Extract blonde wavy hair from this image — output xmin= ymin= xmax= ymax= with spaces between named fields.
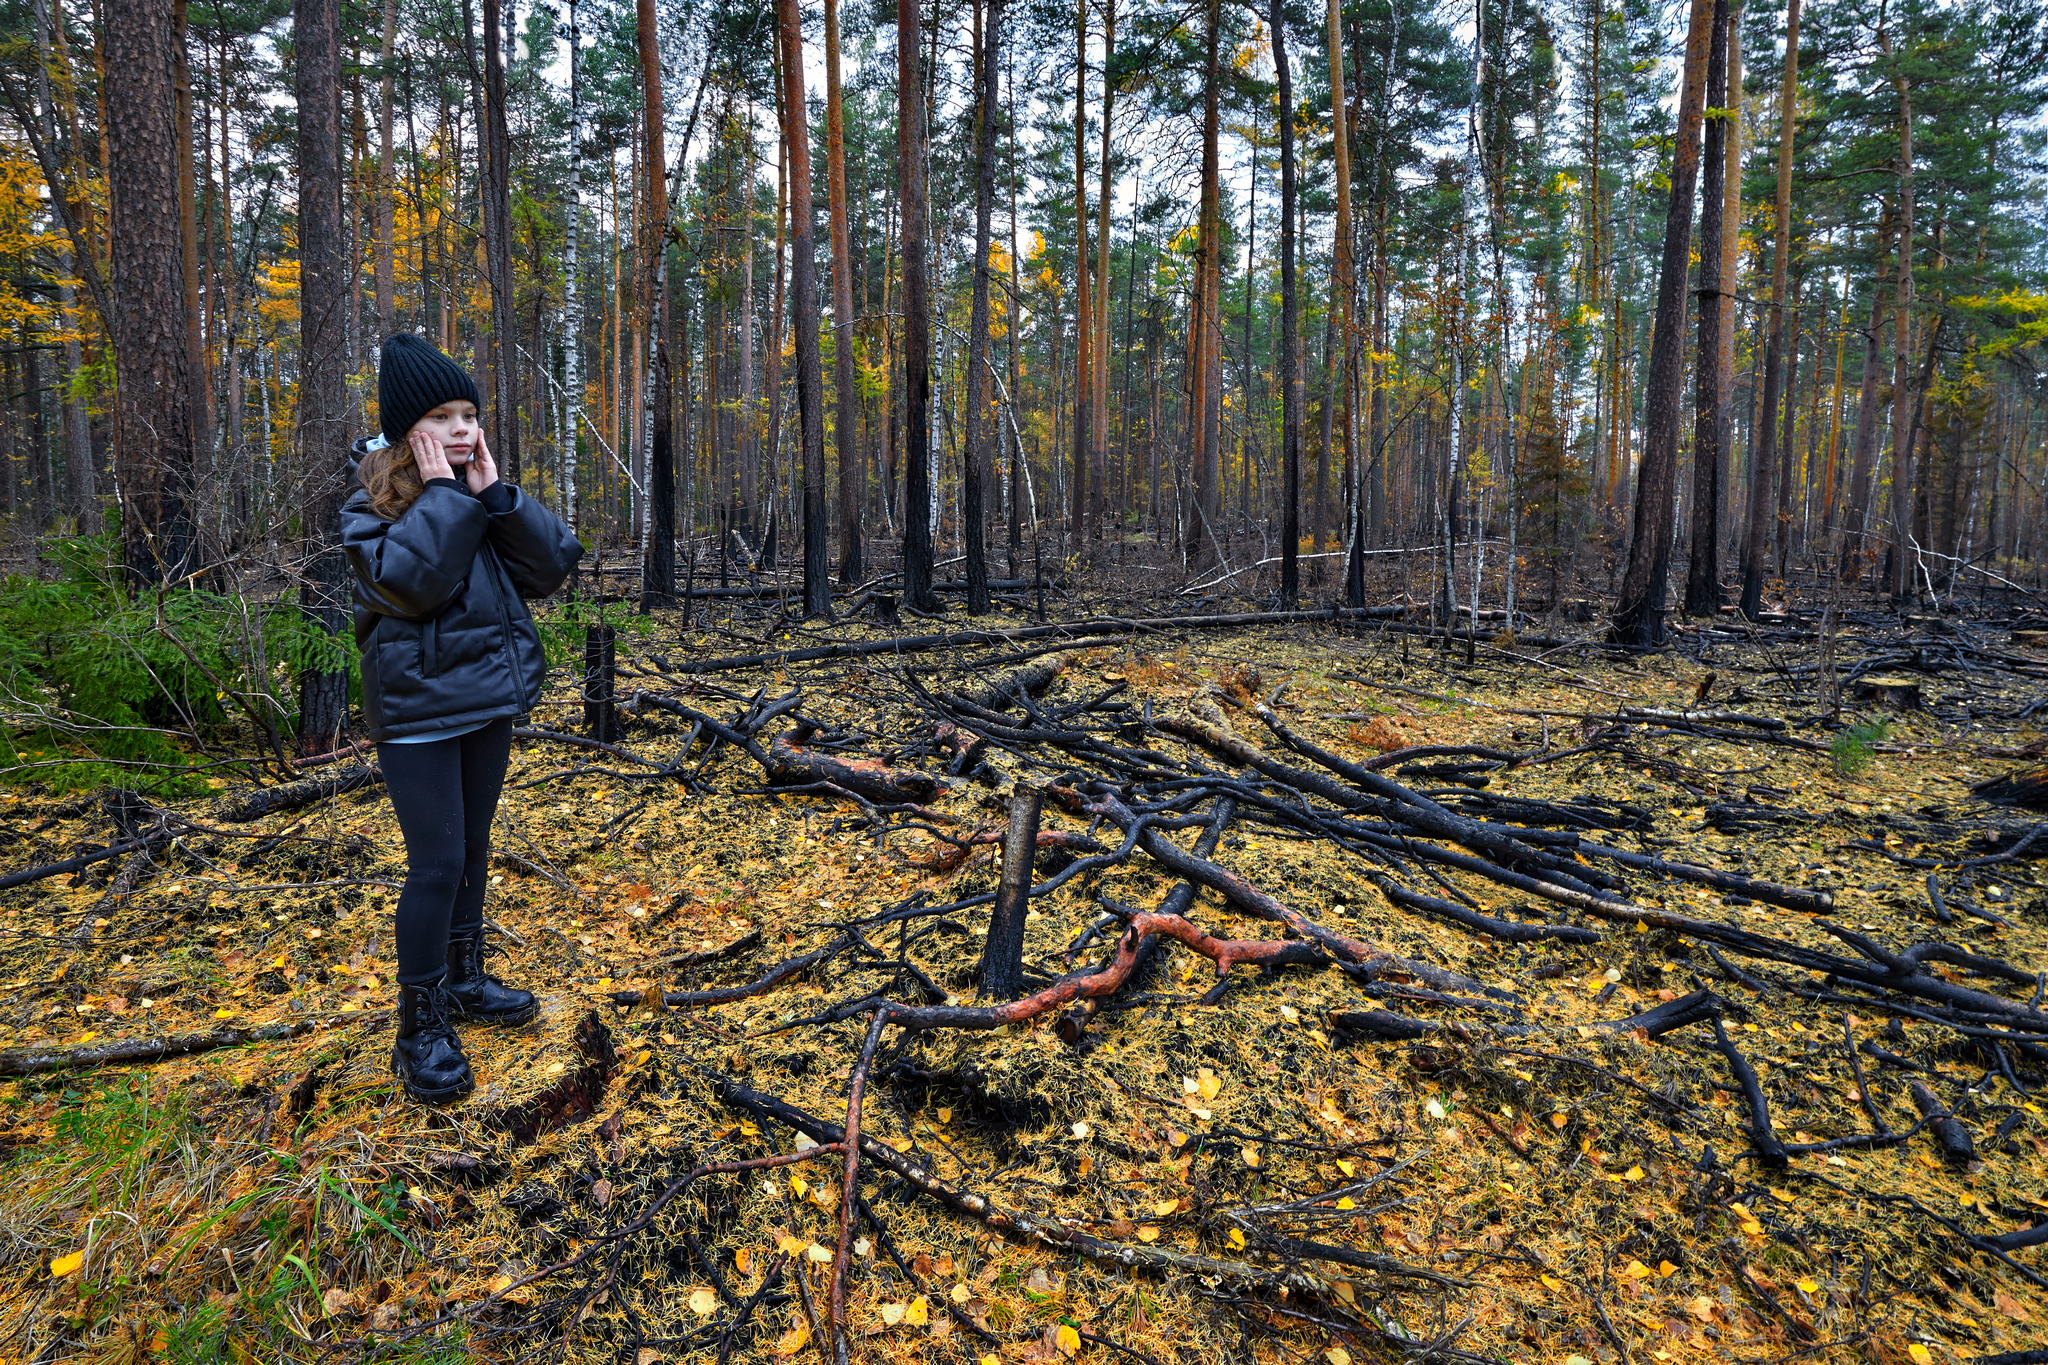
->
xmin=357 ymin=439 xmax=424 ymax=521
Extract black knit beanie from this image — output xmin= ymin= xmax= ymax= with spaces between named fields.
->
xmin=377 ymin=333 xmax=483 ymax=445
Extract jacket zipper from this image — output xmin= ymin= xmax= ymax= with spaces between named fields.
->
xmin=485 ymin=544 xmax=527 ymax=712
xmin=423 ymin=616 xmax=438 ymax=678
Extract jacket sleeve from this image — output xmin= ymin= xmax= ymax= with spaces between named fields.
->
xmin=342 ymin=481 xmax=489 ymax=620
xmin=478 ymin=481 xmax=586 ymax=598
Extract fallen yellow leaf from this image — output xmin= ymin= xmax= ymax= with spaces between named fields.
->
xmin=1153 ymin=1200 xmax=1179 ymax=1216
xmin=1138 ymin=1226 xmax=1161 ymax=1243
xmin=1055 ymin=1323 xmax=1081 ymax=1356
xmin=880 ymin=1303 xmax=907 ymax=1327
xmin=1907 ymin=1347 xmax=1933 ymax=1365
xmin=1540 ymin=1274 xmax=1566 ymax=1292
xmin=1795 ymin=1278 xmax=1820 ymax=1294
xmin=1196 ymin=1067 xmax=1222 ymax=1100
xmin=48 ymin=1250 xmax=83 ymax=1277
xmin=904 ymin=1296 xmax=929 ymax=1326
xmin=1227 ymin=1227 xmax=1246 ymax=1250
xmin=688 ymin=1287 xmax=719 ymax=1317
xmin=775 ymin=1323 xmax=810 ymax=1356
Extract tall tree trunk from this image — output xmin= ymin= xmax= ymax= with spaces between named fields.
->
xmin=481 ymin=0 xmax=519 ymax=483
xmin=1739 ymin=0 xmax=1800 ymax=620
xmin=1714 ymin=13 xmax=1743 ymax=588
xmin=1092 ymin=0 xmax=1115 ymax=539
xmin=173 ymin=0 xmax=212 ymax=510
xmin=1328 ymin=0 xmax=1359 ymax=601
xmin=33 ymin=0 xmax=94 ymax=524
xmin=1840 ymin=237 xmax=1889 ymax=580
xmin=739 ymin=116 xmax=759 ymax=524
xmin=776 ymin=0 xmax=827 ymax=617
xmin=636 ymin=0 xmax=674 ymax=607
xmin=1069 ymin=0 xmax=1091 ymax=544
xmin=560 ymin=0 xmax=582 ymax=531
xmin=1274 ymin=0 xmax=1300 ymax=605
xmin=899 ymin=0 xmax=936 ymax=610
xmin=1775 ymin=284 xmax=1802 ymax=576
xmin=1882 ymin=27 xmax=1915 ymax=602
xmin=962 ymin=0 xmax=1001 ymax=615
xmin=826 ymin=0 xmax=861 ymax=583
xmin=294 ymin=0 xmax=349 ymax=751
xmin=1684 ymin=0 xmax=1730 ymax=617
xmin=106 ymin=0 xmax=196 ymax=585
xmin=375 ymin=0 xmax=396 ymax=339
xmin=1190 ymin=0 xmax=1222 ymax=567
xmin=1610 ymin=0 xmax=1716 ymax=646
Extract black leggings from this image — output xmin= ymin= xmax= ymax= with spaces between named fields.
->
xmin=377 ymin=717 xmax=514 ymax=985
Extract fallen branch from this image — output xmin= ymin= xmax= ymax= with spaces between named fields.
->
xmin=210 ymin=764 xmax=383 ymax=823
xmin=0 ymin=1020 xmax=323 ymax=1077
xmin=1711 ymin=1016 xmax=1790 ymax=1168
xmin=709 ymin=1074 xmax=1468 ymax=1292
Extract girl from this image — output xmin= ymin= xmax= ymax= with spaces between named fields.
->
xmin=343 ymin=333 xmax=584 ymax=1104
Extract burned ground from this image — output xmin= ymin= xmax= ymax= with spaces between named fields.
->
xmin=0 ymin=601 xmax=2044 ymax=1365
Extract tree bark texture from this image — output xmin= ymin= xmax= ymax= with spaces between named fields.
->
xmin=962 ymin=0 xmax=1002 ymax=616
xmin=1740 ymin=0 xmax=1800 ymax=621
xmin=778 ymin=0 xmax=828 ymax=620
xmin=1275 ymin=0 xmax=1301 ymax=606
xmin=637 ymin=0 xmax=674 ymax=609
xmin=898 ymin=0 xmax=936 ymax=611
xmin=105 ymin=0 xmax=196 ymax=587
xmin=1610 ymin=0 xmax=1715 ymax=647
xmin=294 ymin=0 xmax=351 ymax=752
xmin=482 ymin=0 xmax=519 ymax=484
xmin=825 ymin=0 xmax=861 ymax=585
xmin=1683 ymin=0 xmax=1730 ymax=618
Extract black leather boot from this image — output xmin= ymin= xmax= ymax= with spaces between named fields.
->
xmin=391 ymin=976 xmax=474 ymax=1105
xmin=445 ymin=928 xmax=539 ymax=1026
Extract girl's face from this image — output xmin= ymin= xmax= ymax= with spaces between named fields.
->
xmin=409 ymin=402 xmax=479 ymax=462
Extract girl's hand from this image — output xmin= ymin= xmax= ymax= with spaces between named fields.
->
xmin=466 ymin=429 xmax=501 ymax=495
xmin=409 ymin=429 xmax=456 ymax=482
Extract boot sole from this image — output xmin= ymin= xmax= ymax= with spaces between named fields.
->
xmin=391 ymin=1048 xmax=476 ymax=1105
xmin=451 ymin=1000 xmax=540 ymax=1028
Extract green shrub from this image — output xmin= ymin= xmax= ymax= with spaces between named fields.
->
xmin=1830 ymin=715 xmax=1894 ymax=777
xmin=0 ymin=527 xmax=355 ymax=796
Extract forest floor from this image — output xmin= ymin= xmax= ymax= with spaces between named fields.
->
xmin=0 ymin=587 xmax=2045 ymax=1365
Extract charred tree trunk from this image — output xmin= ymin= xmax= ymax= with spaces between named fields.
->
xmin=637 ymin=0 xmax=674 ymax=609
xmin=778 ymin=0 xmax=828 ymax=620
xmin=898 ymin=0 xmax=936 ymax=612
xmin=1275 ymin=0 xmax=1301 ymax=607
xmin=1740 ymin=0 xmax=1799 ymax=621
xmin=961 ymin=0 xmax=1001 ymax=616
xmin=1610 ymin=0 xmax=1715 ymax=647
xmin=825 ymin=0 xmax=861 ymax=586
xmin=1683 ymin=0 xmax=1731 ymax=619
xmin=981 ymin=785 xmax=1042 ymax=1001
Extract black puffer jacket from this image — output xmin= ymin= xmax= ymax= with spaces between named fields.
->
xmin=342 ymin=439 xmax=585 ymax=742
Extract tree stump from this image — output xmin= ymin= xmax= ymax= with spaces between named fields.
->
xmin=1853 ymin=675 xmax=1921 ymax=710
xmin=584 ymin=625 xmax=619 ymax=743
